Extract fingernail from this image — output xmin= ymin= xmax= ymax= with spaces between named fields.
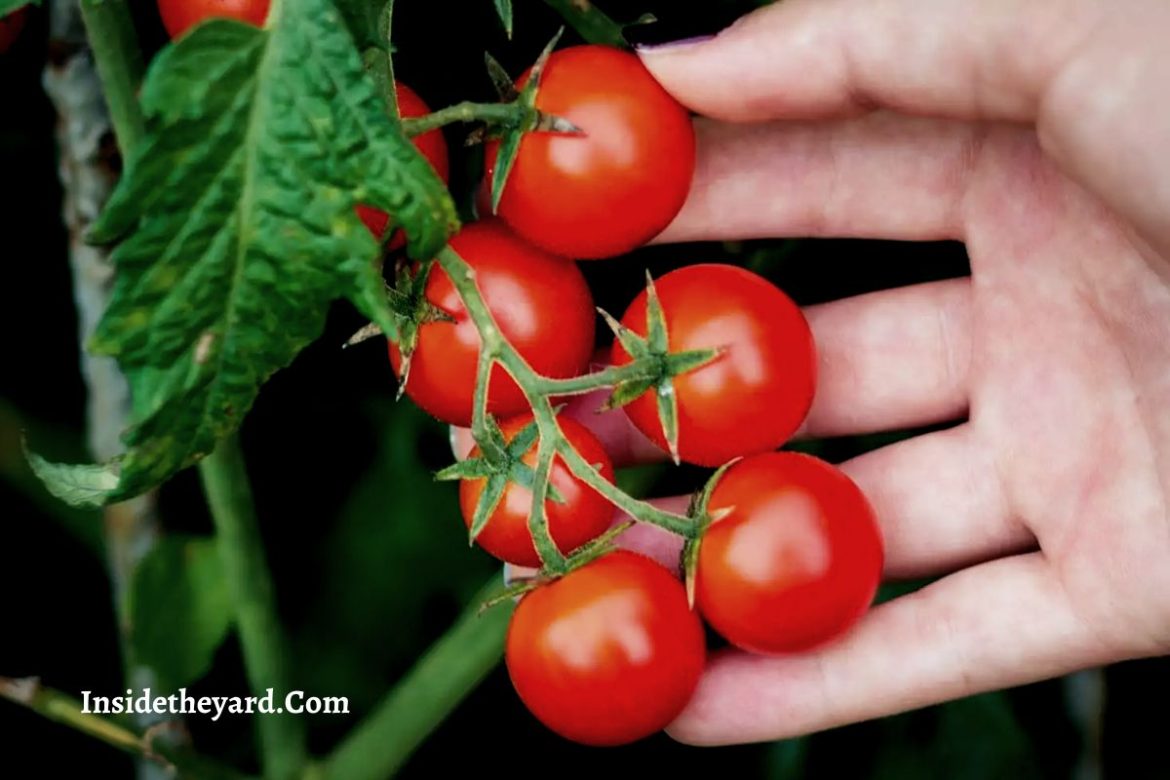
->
xmin=633 ymin=35 xmax=716 ymax=53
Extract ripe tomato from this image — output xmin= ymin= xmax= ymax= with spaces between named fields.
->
xmin=461 ymin=413 xmax=616 ymax=567
xmin=486 ymin=45 xmax=695 ymax=259
xmin=0 ymin=7 xmax=27 ymax=54
xmin=612 ymin=264 xmax=816 ymax=467
xmin=389 ymin=219 xmax=595 ymax=426
xmin=695 ymin=452 xmax=884 ymax=654
xmin=506 ymin=550 xmax=705 ymax=745
xmin=357 ymin=83 xmax=450 ymax=246
xmin=158 ymin=0 xmax=269 ymax=39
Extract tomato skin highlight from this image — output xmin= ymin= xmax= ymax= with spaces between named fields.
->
xmin=389 ymin=220 xmax=595 ymax=427
xmin=158 ymin=0 xmax=269 ymax=39
xmin=612 ymin=264 xmax=817 ymax=467
xmin=487 ymin=45 xmax=696 ymax=259
xmin=460 ymin=414 xmax=616 ymax=567
xmin=357 ymin=83 xmax=450 ymax=246
xmin=696 ymin=452 xmax=884 ymax=654
xmin=506 ymin=551 xmax=706 ymax=746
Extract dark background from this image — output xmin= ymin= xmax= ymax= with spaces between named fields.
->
xmin=2 ymin=1 xmax=1167 ymax=777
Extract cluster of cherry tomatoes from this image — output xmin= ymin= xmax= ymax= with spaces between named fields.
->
xmin=158 ymin=4 xmax=884 ymax=748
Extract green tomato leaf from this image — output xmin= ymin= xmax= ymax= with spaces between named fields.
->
xmin=0 ymin=0 xmax=37 ymax=19
xmin=129 ymin=536 xmax=233 ymax=692
xmin=30 ymin=2 xmax=458 ymax=507
xmin=493 ymin=0 xmax=513 ymax=38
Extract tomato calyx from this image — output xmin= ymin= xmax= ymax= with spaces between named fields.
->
xmin=486 ymin=30 xmax=585 ymax=213
xmin=601 ymin=273 xmax=724 ymax=463
xmin=392 ymin=259 xmax=458 ymax=396
xmin=436 ymin=416 xmax=568 ymax=544
xmin=680 ymin=459 xmax=738 ymax=607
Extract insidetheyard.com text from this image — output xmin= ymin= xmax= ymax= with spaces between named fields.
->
xmin=80 ymin=688 xmax=349 ymax=721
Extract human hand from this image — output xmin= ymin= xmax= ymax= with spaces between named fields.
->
xmin=626 ymin=0 xmax=1170 ymax=744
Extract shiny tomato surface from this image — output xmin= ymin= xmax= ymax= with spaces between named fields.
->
xmin=696 ymin=452 xmax=884 ymax=654
xmin=506 ymin=551 xmax=706 ymax=745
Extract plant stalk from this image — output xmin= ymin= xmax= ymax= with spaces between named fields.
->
xmin=402 ymin=101 xmax=528 ymax=135
xmin=78 ymin=0 xmax=145 ymax=152
xmin=199 ymin=436 xmax=307 ymax=780
xmin=323 ymin=577 xmax=515 ymax=780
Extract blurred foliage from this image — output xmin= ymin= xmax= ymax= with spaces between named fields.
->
xmin=2 ymin=1 xmax=1168 ymax=779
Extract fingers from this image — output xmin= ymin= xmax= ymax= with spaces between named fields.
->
xmin=637 ymin=0 xmax=1092 ymax=124
xmin=668 ymin=554 xmax=1114 ymax=745
xmin=839 ymin=425 xmax=1032 ymax=579
xmin=800 ymin=278 xmax=971 ymax=438
xmin=656 ymin=115 xmax=980 ymax=244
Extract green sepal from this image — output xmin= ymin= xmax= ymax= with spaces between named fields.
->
xmin=603 ymin=376 xmax=655 ymax=411
xmin=484 ymin=52 xmax=518 ymax=102
xmin=468 ymin=473 xmax=509 ymax=543
xmin=493 ymin=0 xmax=513 ymax=39
xmin=490 ymin=29 xmax=563 ymax=212
xmin=682 ymin=459 xmax=739 ymax=607
xmin=656 ymin=377 xmax=681 ymax=465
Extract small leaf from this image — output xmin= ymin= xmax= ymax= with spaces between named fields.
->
xmin=682 ymin=536 xmax=701 ymax=608
xmin=484 ymin=52 xmax=518 ymax=102
xmin=25 ymin=450 xmax=120 ymax=510
xmin=603 ymin=376 xmax=655 ymax=411
xmin=644 ymin=271 xmax=670 ymax=354
xmin=598 ymin=307 xmax=649 ymax=360
xmin=468 ymin=474 xmax=509 ymax=542
xmin=665 ymin=346 xmax=724 ymax=377
xmin=129 ymin=537 xmax=233 ymax=691
xmin=433 ymin=457 xmax=495 ymax=482
xmin=493 ymin=0 xmax=513 ymax=39
xmin=344 ymin=321 xmax=384 ymax=347
xmin=656 ymin=377 xmax=681 ymax=464
xmin=505 ymin=419 xmax=541 ymax=458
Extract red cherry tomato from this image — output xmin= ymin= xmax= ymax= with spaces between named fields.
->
xmin=696 ymin=452 xmax=884 ymax=654
xmin=0 ymin=7 xmax=27 ymax=54
xmin=461 ymin=413 xmax=616 ymax=567
xmin=612 ymin=264 xmax=816 ymax=467
xmin=506 ymin=550 xmax=706 ymax=745
xmin=158 ymin=0 xmax=269 ymax=39
xmin=389 ymin=219 xmax=595 ymax=426
xmin=486 ymin=45 xmax=695 ymax=259
xmin=357 ymin=83 xmax=450 ymax=247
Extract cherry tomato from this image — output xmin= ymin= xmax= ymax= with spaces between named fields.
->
xmin=357 ymin=83 xmax=450 ymax=247
xmin=696 ymin=452 xmax=884 ymax=654
xmin=461 ymin=413 xmax=616 ymax=567
xmin=158 ymin=0 xmax=269 ymax=39
xmin=389 ymin=219 xmax=595 ymax=426
xmin=486 ymin=45 xmax=695 ymax=259
xmin=0 ymin=7 xmax=27 ymax=54
xmin=612 ymin=264 xmax=816 ymax=467
xmin=506 ymin=550 xmax=705 ymax=745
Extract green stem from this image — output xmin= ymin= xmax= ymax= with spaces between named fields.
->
xmin=435 ymin=247 xmax=695 ymax=546
xmin=78 ymin=0 xmax=145 ymax=153
xmin=0 ymin=678 xmax=251 ymax=779
xmin=199 ymin=437 xmax=307 ymax=780
xmin=402 ymin=101 xmax=527 ymax=136
xmin=322 ymin=577 xmax=515 ymax=780
xmin=541 ymin=0 xmax=628 ymax=47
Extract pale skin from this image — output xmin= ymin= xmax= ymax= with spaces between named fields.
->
xmin=455 ymin=0 xmax=1170 ymax=746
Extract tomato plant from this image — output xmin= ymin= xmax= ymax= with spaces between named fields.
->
xmin=487 ymin=45 xmax=695 ymax=259
xmin=158 ymin=0 xmax=270 ymax=39
xmin=388 ymin=219 xmax=595 ymax=426
xmin=695 ymin=452 xmax=884 ymax=654
xmin=460 ymin=413 xmax=615 ymax=567
xmin=506 ymin=550 xmax=706 ymax=745
xmin=612 ymin=263 xmax=817 ymax=466
xmin=357 ymin=83 xmax=450 ymax=245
